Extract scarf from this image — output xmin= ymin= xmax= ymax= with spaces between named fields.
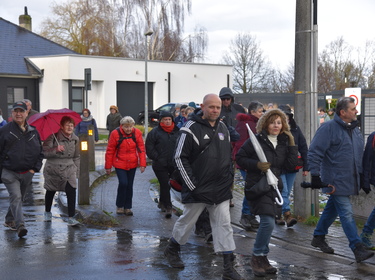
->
xmin=160 ymin=122 xmax=175 ymax=133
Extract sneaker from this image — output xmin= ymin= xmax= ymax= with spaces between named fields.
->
xmin=124 ymin=209 xmax=133 ymax=216
xmin=116 ymin=207 xmax=124 ymax=214
xmin=353 ymin=242 xmax=375 ymax=263
xmin=360 ymin=233 xmax=375 ymax=250
xmin=44 ymin=211 xmax=52 ymax=222
xmin=17 ymin=225 xmax=28 ymax=238
xmin=67 ymin=217 xmax=80 ymax=226
xmin=4 ymin=221 xmax=17 ymax=231
xmin=311 ymin=235 xmax=334 ymax=254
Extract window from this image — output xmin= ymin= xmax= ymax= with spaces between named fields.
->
xmin=7 ymin=87 xmax=25 ymax=116
xmin=72 ymin=87 xmax=83 ymax=112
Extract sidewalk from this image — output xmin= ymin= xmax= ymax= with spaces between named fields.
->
xmin=73 ymin=147 xmax=375 ymax=277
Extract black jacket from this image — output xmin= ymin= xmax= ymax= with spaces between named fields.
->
xmin=145 ymin=123 xmax=179 ymax=169
xmin=0 ymin=121 xmax=44 ymax=172
xmin=174 ymin=112 xmax=233 ymax=204
xmin=236 ymin=131 xmax=298 ymax=218
xmin=288 ymin=118 xmax=309 ymax=172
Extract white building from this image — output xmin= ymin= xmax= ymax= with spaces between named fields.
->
xmin=29 ymin=54 xmax=233 ymax=127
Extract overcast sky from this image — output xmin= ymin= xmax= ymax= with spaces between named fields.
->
xmin=1 ymin=0 xmax=375 ymax=71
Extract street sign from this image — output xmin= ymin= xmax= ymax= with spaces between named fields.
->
xmin=345 ymin=88 xmax=361 ymax=115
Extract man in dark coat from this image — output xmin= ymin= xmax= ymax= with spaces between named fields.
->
xmin=0 ymin=101 xmax=43 ymax=238
xmin=219 ymin=87 xmax=246 ymax=128
xmin=163 ymin=94 xmax=243 ymax=280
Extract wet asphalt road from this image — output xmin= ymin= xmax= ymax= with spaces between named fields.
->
xmin=0 ymin=148 xmax=374 ymax=279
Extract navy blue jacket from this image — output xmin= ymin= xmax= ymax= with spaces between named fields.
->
xmin=362 ymin=132 xmax=375 ymax=191
xmin=308 ymin=114 xmax=363 ymax=196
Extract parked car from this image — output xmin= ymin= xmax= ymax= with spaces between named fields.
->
xmin=137 ymin=102 xmax=199 ymax=127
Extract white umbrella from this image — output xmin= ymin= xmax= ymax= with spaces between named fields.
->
xmin=246 ymin=124 xmax=283 ymax=205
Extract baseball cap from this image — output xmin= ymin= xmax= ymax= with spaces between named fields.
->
xmin=12 ymin=101 xmax=27 ymax=111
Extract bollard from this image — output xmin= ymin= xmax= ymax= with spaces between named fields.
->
xmin=78 ymin=134 xmax=90 ymax=205
xmin=87 ymin=124 xmax=95 ymax=171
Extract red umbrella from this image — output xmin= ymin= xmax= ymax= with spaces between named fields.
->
xmin=28 ymin=108 xmax=82 ymax=141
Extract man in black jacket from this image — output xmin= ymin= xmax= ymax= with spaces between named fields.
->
xmin=0 ymin=101 xmax=44 ymax=238
xmin=164 ymin=94 xmax=243 ymax=280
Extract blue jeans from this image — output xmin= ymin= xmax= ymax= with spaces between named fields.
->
xmin=253 ymin=215 xmax=275 ymax=256
xmin=313 ymin=195 xmax=361 ymax=250
xmin=240 ymin=169 xmax=252 ymax=215
xmin=115 ymin=168 xmax=137 ymax=209
xmin=362 ymin=207 xmax=375 ymax=235
xmin=280 ymin=172 xmax=297 ymax=214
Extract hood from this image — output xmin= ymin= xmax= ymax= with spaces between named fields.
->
xmin=256 ymin=108 xmax=290 ymax=134
xmin=219 ymin=87 xmax=234 ymax=103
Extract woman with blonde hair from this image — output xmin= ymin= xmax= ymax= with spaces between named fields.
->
xmin=236 ymin=109 xmax=298 ymax=277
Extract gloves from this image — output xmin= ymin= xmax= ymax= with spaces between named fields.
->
xmin=283 ymin=130 xmax=295 ymax=146
xmin=311 ymin=176 xmax=323 ymax=189
xmin=257 ymin=162 xmax=271 ymax=172
xmin=363 ymin=187 xmax=371 ymax=194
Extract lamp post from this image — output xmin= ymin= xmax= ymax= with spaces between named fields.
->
xmin=144 ymin=30 xmax=153 ymax=139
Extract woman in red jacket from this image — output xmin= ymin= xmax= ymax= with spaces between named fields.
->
xmin=105 ymin=116 xmax=146 ymax=216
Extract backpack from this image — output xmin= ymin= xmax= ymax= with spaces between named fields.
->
xmin=115 ymin=127 xmax=141 ymax=157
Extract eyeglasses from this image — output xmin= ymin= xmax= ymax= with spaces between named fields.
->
xmin=221 ymin=98 xmax=231 ymax=101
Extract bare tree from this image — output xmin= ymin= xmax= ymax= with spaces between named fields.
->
xmin=222 ymin=33 xmax=272 ymax=94
xmin=39 ymin=0 xmax=207 ymax=62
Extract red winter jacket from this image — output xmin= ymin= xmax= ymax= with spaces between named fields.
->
xmin=105 ymin=127 xmax=146 ymax=170
xmin=232 ymin=113 xmax=259 ymax=164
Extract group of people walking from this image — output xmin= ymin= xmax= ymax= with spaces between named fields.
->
xmin=2 ymin=92 xmax=375 ymax=279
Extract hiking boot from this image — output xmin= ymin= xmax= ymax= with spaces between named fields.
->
xmin=222 ymin=253 xmax=244 ymax=280
xmin=4 ymin=221 xmax=17 ymax=231
xmin=240 ymin=214 xmax=258 ymax=231
xmin=194 ymin=228 xmax=205 ymax=238
xmin=164 ymin=239 xmax=184 ymax=268
xmin=275 ymin=218 xmax=285 ymax=226
xmin=44 ymin=211 xmax=52 ymax=222
xmin=165 ymin=208 xmax=172 ymax=219
xmin=248 ymin=215 xmax=259 ymax=228
xmin=353 ymin=242 xmax=375 ymax=263
xmin=17 ymin=225 xmax=28 ymax=238
xmin=260 ymin=256 xmax=277 ymax=274
xmin=250 ymin=255 xmax=266 ymax=277
xmin=67 ymin=217 xmax=80 ymax=226
xmin=124 ymin=209 xmax=133 ymax=216
xmin=360 ymin=233 xmax=375 ymax=250
xmin=116 ymin=207 xmax=124 ymax=214
xmin=311 ymin=235 xmax=334 ymax=254
xmin=204 ymin=232 xmax=213 ymax=244
xmin=283 ymin=211 xmax=297 ymax=227
xmin=158 ymin=203 xmax=166 ymax=212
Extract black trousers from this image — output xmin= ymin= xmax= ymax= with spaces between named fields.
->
xmin=45 ymin=182 xmax=76 ymax=217
xmin=152 ymin=165 xmax=174 ymax=209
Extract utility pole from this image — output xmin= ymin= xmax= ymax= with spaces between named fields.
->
xmin=294 ymin=0 xmax=319 ymax=218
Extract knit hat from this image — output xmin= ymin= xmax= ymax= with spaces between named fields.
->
xmin=159 ymin=110 xmax=174 ymax=120
xmin=110 ymin=105 xmax=118 ymax=112
xmin=188 ymin=102 xmax=197 ymax=108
